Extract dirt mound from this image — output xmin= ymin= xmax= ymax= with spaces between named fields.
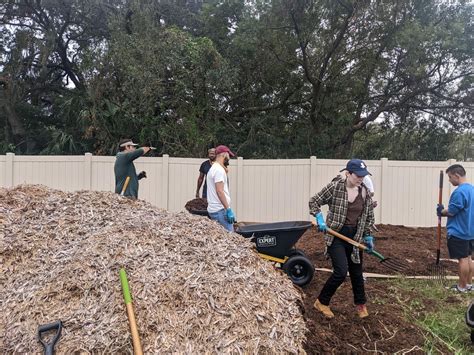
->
xmin=185 ymin=198 xmax=208 ymax=212
xmin=0 ymin=185 xmax=306 ymax=353
xmin=296 ymin=224 xmax=459 ymax=353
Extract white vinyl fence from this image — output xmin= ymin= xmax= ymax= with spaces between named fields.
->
xmin=1 ymin=153 xmax=473 ymax=227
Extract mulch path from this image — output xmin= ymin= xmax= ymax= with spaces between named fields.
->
xmin=295 ymin=224 xmax=458 ymax=353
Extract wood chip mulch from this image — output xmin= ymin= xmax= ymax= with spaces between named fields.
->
xmin=0 ymin=185 xmax=306 ymax=353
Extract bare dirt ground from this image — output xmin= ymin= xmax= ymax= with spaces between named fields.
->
xmin=296 ymin=224 xmax=457 ymax=353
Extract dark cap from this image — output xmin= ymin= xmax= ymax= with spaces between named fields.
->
xmin=340 ymin=159 xmax=371 ymax=177
xmin=215 ymin=145 xmax=235 ymax=157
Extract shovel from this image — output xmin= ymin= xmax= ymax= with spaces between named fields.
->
xmin=38 ymin=320 xmax=62 ymax=355
xmin=120 ymin=176 xmax=131 ymax=196
xmin=327 ymin=228 xmax=408 ymax=273
xmin=428 ymin=170 xmax=447 ymax=283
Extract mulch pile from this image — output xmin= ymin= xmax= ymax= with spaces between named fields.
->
xmin=184 ymin=198 xmax=208 ymax=212
xmin=0 ymin=185 xmax=306 ymax=353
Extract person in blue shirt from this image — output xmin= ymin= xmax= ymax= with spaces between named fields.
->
xmin=437 ymin=164 xmax=474 ymax=292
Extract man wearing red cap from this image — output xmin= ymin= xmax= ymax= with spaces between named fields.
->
xmin=206 ymin=145 xmax=236 ymax=231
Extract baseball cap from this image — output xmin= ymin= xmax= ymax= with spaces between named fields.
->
xmin=340 ymin=159 xmax=371 ymax=177
xmin=119 ymin=139 xmax=138 ymax=148
xmin=215 ymin=145 xmax=235 ymax=157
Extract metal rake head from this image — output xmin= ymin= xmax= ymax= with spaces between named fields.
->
xmin=380 ymin=258 xmax=409 ymax=273
xmin=428 ymin=263 xmax=448 ymax=284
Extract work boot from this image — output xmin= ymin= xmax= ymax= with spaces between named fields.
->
xmin=356 ymin=304 xmax=369 ymax=318
xmin=314 ymin=299 xmax=334 ymax=318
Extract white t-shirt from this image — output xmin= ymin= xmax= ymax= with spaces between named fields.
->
xmin=206 ymin=163 xmax=231 ymax=213
xmin=363 ymin=176 xmax=374 ymax=194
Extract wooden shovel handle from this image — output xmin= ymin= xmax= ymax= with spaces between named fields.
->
xmin=327 ymin=228 xmax=369 ymax=251
xmin=311 ymin=221 xmax=368 ymax=251
xmin=121 ymin=176 xmax=131 ymax=196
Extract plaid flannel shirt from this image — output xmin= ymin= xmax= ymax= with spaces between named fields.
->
xmin=309 ymin=176 xmax=375 ymax=264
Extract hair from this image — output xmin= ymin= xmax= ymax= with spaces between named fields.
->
xmin=446 ymin=164 xmax=466 ymax=177
xmin=118 ymin=138 xmax=132 ymax=152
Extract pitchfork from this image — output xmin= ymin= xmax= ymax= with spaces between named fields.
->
xmin=327 ymin=228 xmax=408 ymax=273
xmin=428 ymin=170 xmax=447 ymax=284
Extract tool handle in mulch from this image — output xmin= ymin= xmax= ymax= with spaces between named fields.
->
xmin=119 ymin=268 xmax=143 ymax=355
xmin=38 ymin=320 xmax=62 ymax=355
xmin=121 ymin=176 xmax=131 ymax=196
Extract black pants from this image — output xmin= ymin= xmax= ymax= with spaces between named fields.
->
xmin=318 ymin=226 xmax=366 ymax=306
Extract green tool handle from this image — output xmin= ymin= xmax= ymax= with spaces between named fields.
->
xmin=120 ymin=268 xmax=132 ymax=304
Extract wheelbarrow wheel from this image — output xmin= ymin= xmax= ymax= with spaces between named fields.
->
xmin=283 ymin=255 xmax=314 ymax=287
xmin=289 ymin=248 xmax=307 ymax=258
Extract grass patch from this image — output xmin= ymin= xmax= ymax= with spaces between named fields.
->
xmin=384 ymin=279 xmax=473 ymax=354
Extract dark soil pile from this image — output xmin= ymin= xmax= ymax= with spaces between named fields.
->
xmin=184 ymin=198 xmax=208 ymax=212
xmin=296 ymin=224 xmax=459 ymax=353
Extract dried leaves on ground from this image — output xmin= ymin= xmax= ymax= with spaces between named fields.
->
xmin=0 ymin=185 xmax=306 ymax=354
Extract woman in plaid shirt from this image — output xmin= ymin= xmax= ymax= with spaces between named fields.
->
xmin=309 ymin=159 xmax=375 ymax=319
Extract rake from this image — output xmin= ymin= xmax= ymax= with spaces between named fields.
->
xmin=428 ymin=170 xmax=447 ymax=284
xmin=327 ymin=228 xmax=408 ymax=273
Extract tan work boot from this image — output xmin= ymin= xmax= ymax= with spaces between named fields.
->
xmin=356 ymin=304 xmax=369 ymax=318
xmin=314 ymin=299 xmax=334 ymax=318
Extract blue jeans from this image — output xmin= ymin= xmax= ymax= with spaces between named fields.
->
xmin=209 ymin=208 xmax=234 ymax=232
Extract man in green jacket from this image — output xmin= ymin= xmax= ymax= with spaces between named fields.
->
xmin=114 ymin=139 xmax=151 ymax=198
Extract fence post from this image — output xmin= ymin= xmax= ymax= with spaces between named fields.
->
xmin=447 ymin=159 xmax=456 ymax=197
xmin=379 ymin=157 xmax=389 ymax=224
xmin=5 ymin=152 xmax=14 ymax=187
xmin=162 ymin=154 xmax=169 ymax=209
xmin=236 ymin=156 xmax=244 ymax=219
xmin=84 ymin=153 xmax=93 ymax=190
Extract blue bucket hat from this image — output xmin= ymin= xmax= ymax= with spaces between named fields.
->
xmin=340 ymin=159 xmax=371 ymax=177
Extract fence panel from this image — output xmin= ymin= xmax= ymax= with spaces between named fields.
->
xmin=240 ymin=160 xmax=310 ymax=222
xmin=0 ymin=155 xmax=6 ymax=187
xmin=11 ymin=156 xmax=85 ymax=191
xmin=1 ymin=153 xmax=473 ymax=227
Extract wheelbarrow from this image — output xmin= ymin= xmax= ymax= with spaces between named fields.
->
xmin=235 ymin=221 xmax=314 ymax=286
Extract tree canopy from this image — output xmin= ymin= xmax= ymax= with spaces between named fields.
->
xmin=1 ymin=0 xmax=472 ymax=159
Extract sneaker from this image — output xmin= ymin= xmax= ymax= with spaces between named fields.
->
xmin=314 ymin=299 xmax=334 ymax=318
xmin=446 ymin=284 xmax=468 ymax=293
xmin=356 ymin=304 xmax=369 ymax=318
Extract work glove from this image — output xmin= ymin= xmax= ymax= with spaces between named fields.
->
xmin=315 ymin=212 xmax=327 ymax=232
xmin=363 ymin=235 xmax=375 ymax=253
xmin=226 ymin=208 xmax=235 ymax=224
xmin=137 ymin=171 xmax=147 ymax=180
xmin=436 ymin=203 xmax=444 ymax=217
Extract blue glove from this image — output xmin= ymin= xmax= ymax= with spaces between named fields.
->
xmin=364 ymin=235 xmax=375 ymax=252
xmin=436 ymin=203 xmax=444 ymax=217
xmin=226 ymin=208 xmax=235 ymax=224
xmin=315 ymin=212 xmax=327 ymax=232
